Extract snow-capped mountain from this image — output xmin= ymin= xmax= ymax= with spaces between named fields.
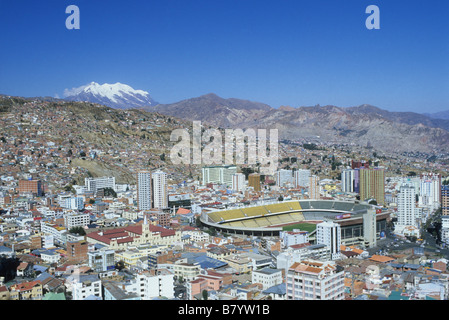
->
xmin=63 ymin=82 xmax=158 ymax=109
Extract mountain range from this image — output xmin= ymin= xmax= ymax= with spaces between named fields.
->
xmin=55 ymin=82 xmax=449 ymax=154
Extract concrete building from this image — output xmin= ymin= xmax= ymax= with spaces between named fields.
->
xmin=152 ymin=170 xmax=168 ymax=209
xmin=69 ymin=274 xmax=102 ymax=300
xmin=359 ymin=168 xmax=385 ymax=206
xmin=280 ymin=230 xmax=309 ymax=248
xmin=202 ymin=165 xmax=237 ymax=186
xmin=286 ymin=260 xmax=345 ymax=300
xmin=248 ymin=173 xmax=261 ymax=192
xmin=84 ymin=176 xmax=116 ymax=193
xmin=276 ymin=169 xmax=293 ymax=187
xmin=64 ymin=212 xmax=90 ymax=229
xmin=294 ymin=169 xmax=311 ymax=188
xmin=341 ymin=169 xmax=356 ymax=193
xmin=137 ymin=170 xmax=152 ymax=211
xmin=18 ymin=180 xmax=43 ymax=196
xmin=309 ymin=175 xmax=320 ymax=200
xmin=252 ymin=267 xmax=283 ymax=290
xmin=316 ymin=220 xmax=341 ymax=260
xmin=88 ymin=249 xmax=115 ymax=272
xmin=231 ymin=173 xmax=245 ymax=192
xmin=395 ymin=184 xmax=419 ymax=237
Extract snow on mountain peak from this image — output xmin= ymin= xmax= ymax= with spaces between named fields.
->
xmin=63 ymin=81 xmax=157 ymax=109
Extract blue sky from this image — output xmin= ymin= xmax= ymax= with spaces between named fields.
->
xmin=0 ymin=0 xmax=448 ymax=113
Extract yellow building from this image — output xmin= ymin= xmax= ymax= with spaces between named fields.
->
xmin=223 ymin=254 xmax=252 ymax=274
xmin=9 ymin=281 xmax=43 ymax=300
xmin=359 ymin=168 xmax=385 ymax=206
xmin=248 ymin=173 xmax=261 ymax=192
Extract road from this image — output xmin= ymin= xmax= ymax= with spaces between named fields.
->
xmin=368 ymin=226 xmax=449 ymax=259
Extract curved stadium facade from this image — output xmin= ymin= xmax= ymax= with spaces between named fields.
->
xmin=200 ymin=200 xmax=390 ymax=247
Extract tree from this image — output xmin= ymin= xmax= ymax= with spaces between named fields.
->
xmin=115 ymin=260 xmax=126 ymax=271
xmin=202 ymin=290 xmax=208 ymax=300
xmin=103 ymin=187 xmax=117 ymax=198
xmin=69 ymin=226 xmax=86 ymax=236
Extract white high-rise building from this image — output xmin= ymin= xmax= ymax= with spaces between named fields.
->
xmin=137 ymin=170 xmax=152 ymax=211
xmin=294 ymin=169 xmax=311 ymax=188
xmin=231 ymin=173 xmax=245 ymax=192
xmin=395 ymin=184 xmax=420 ymax=237
xmin=397 ymin=185 xmax=416 ymax=227
xmin=85 ymin=176 xmax=116 ymax=193
xmin=309 ymin=175 xmax=320 ymax=200
xmin=316 ymin=220 xmax=341 ymax=260
xmin=341 ymin=169 xmax=355 ymax=193
xmin=202 ymin=165 xmax=237 ymax=186
xmin=152 ymin=170 xmax=168 ymax=209
xmin=276 ymin=169 xmax=293 ymax=187
xmin=419 ymin=173 xmax=441 ymax=211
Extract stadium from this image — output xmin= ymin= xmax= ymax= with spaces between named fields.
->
xmin=200 ymin=199 xmax=391 ymax=247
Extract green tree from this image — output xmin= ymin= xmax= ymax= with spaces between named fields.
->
xmin=69 ymin=226 xmax=86 ymax=236
xmin=202 ymin=290 xmax=208 ymax=300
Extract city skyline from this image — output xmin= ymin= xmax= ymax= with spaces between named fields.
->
xmin=0 ymin=0 xmax=448 ymax=113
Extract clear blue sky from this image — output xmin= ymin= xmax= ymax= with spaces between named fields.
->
xmin=0 ymin=0 xmax=448 ymax=113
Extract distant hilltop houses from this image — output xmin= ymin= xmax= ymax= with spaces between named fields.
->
xmin=0 ymin=96 xmax=448 ymax=301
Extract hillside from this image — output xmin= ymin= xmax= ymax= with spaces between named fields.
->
xmin=0 ymin=96 xmax=192 ymax=190
xmin=148 ymin=94 xmax=449 ymax=154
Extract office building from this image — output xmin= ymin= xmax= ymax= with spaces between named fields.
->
xmin=276 ymin=169 xmax=293 ymax=187
xmin=137 ymin=170 xmax=152 ymax=211
xmin=359 ymin=168 xmax=385 ymax=206
xmin=309 ymin=175 xmax=320 ymax=200
xmin=232 ymin=173 xmax=245 ymax=192
xmin=441 ymin=185 xmax=449 ymax=244
xmin=201 ymin=165 xmax=237 ymax=186
xmin=341 ymin=169 xmax=356 ymax=193
xmin=294 ymin=169 xmax=310 ymax=188
xmin=419 ymin=173 xmax=441 ymax=210
xmin=88 ymin=249 xmax=116 ymax=272
xmin=84 ymin=176 xmax=116 ymax=193
xmin=248 ymin=173 xmax=261 ymax=192
xmin=18 ymin=180 xmax=43 ymax=196
xmin=316 ymin=221 xmax=341 ymax=260
xmin=152 ymin=170 xmax=168 ymax=209
xmin=286 ymin=260 xmax=345 ymax=300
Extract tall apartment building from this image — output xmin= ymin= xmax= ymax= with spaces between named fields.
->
xmin=276 ymin=169 xmax=293 ymax=187
xmin=316 ymin=221 xmax=341 ymax=260
xmin=231 ymin=173 xmax=245 ymax=192
xmin=248 ymin=173 xmax=261 ymax=192
xmin=18 ymin=180 xmax=43 ymax=196
xmin=201 ymin=165 xmax=237 ymax=186
xmin=294 ymin=169 xmax=310 ymax=188
xmin=395 ymin=184 xmax=420 ymax=237
xmin=84 ymin=176 xmax=116 ymax=193
xmin=152 ymin=170 xmax=168 ymax=209
xmin=419 ymin=173 xmax=441 ymax=210
xmin=137 ymin=170 xmax=152 ymax=211
xmin=308 ymin=175 xmax=320 ymax=200
xmin=341 ymin=169 xmax=355 ymax=193
xmin=397 ymin=185 xmax=416 ymax=227
xmin=286 ymin=260 xmax=345 ymax=300
xmin=441 ymin=185 xmax=449 ymax=244
xmin=359 ymin=168 xmax=385 ymax=206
